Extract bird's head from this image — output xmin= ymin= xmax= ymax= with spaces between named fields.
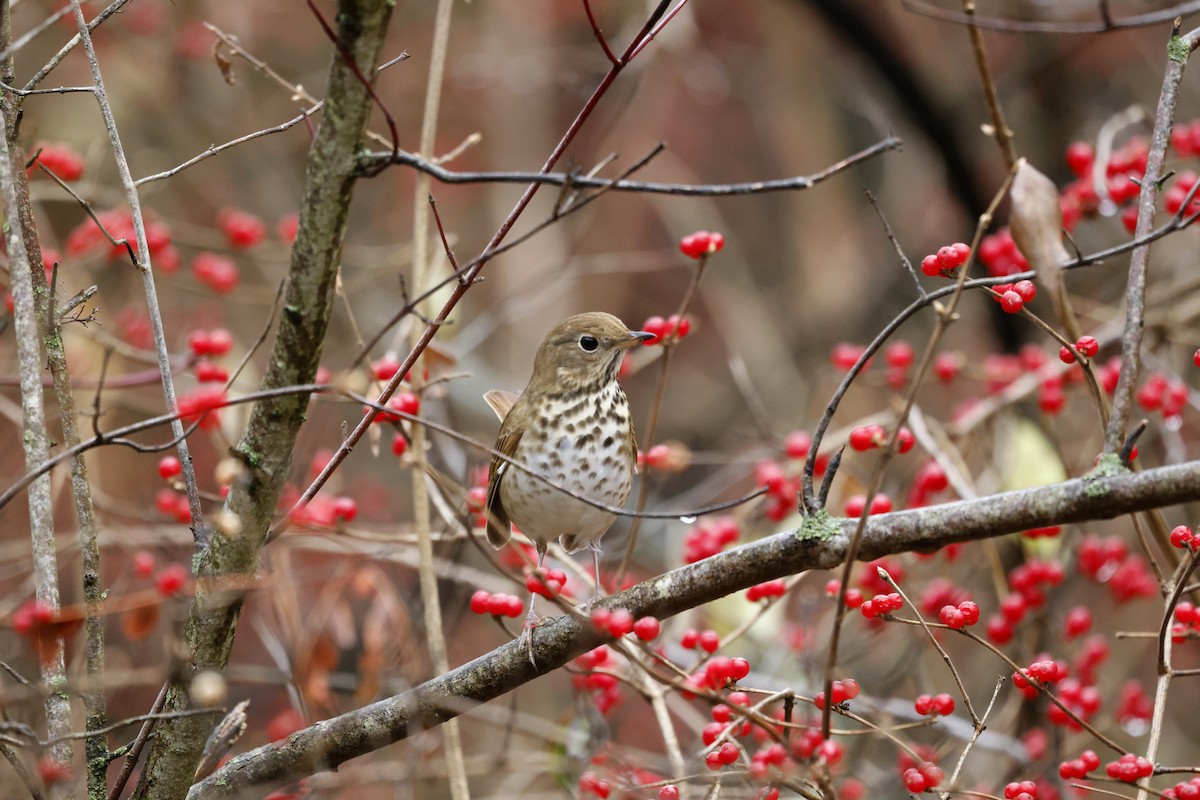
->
xmin=527 ymin=312 xmax=654 ymax=393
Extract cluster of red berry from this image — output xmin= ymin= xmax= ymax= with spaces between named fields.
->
xmin=1057 ymin=335 xmax=1099 ymax=364
xmin=991 ymin=278 xmax=1037 ymax=314
xmin=937 ymin=599 xmax=979 ymax=629
xmin=901 ymin=761 xmax=944 ymax=793
xmin=913 ymin=692 xmax=955 ymax=717
xmin=1076 ymin=534 xmax=1158 ymax=602
xmin=859 ymin=591 xmax=903 ymax=619
xmin=468 ymin=590 xmax=524 ymax=618
xmin=682 ymin=516 xmax=740 ymax=563
xmin=589 ymin=607 xmax=660 ymax=640
xmin=1161 ymin=775 xmax=1200 ymax=799
xmin=847 ymin=424 xmax=914 ymax=453
xmin=812 ymin=678 xmax=860 ymax=710
xmin=640 ymin=313 xmax=692 ymax=345
xmin=744 ymin=579 xmax=786 ymax=602
xmin=1057 ymin=749 xmax=1101 ymax=780
xmin=572 ymin=645 xmax=622 ymax=713
xmin=1105 ymin=753 xmax=1155 ymax=783
xmin=524 ymin=567 xmax=568 ymax=598
xmin=919 ymin=241 xmax=971 ymax=277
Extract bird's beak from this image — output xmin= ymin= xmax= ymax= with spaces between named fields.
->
xmin=621 ymin=330 xmax=657 ymax=348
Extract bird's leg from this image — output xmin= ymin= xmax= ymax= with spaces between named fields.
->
xmin=586 ymin=541 xmax=604 ymax=611
xmin=519 ymin=542 xmax=548 ymax=666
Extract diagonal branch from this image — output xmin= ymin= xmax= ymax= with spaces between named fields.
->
xmin=190 ymin=459 xmax=1200 ymax=799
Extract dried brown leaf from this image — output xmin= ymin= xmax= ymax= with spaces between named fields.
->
xmin=1010 ymin=160 xmax=1070 ymax=302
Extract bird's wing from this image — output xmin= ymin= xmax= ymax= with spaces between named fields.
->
xmin=485 ymin=411 xmax=523 ymax=549
xmin=629 ymin=416 xmax=641 ymax=476
xmin=483 ymin=389 xmax=519 ymax=421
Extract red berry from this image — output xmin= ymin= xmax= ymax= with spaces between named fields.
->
xmin=133 ymin=550 xmax=156 ymax=577
xmin=469 ymin=590 xmax=490 ymax=613
xmin=332 ymin=496 xmax=357 ymax=522
xmin=921 ymin=254 xmax=942 ymax=276
xmin=372 ymin=356 xmax=405 ymax=381
xmin=590 ymin=608 xmax=612 ymax=633
xmin=607 ymin=608 xmax=634 ymax=637
xmin=848 ymin=424 xmax=884 ymax=451
xmin=730 ymin=657 xmax=751 ymax=680
xmin=903 ymin=769 xmax=928 ymax=793
xmin=698 ymin=629 xmax=720 ymax=653
xmin=660 ymin=787 xmax=680 ymax=800
xmin=277 ymin=212 xmax=299 ymax=242
xmin=784 ymin=430 xmax=812 ymax=459
xmin=641 ymin=315 xmax=669 ymax=344
xmin=896 ymin=427 xmax=915 ymax=454
xmin=831 ymin=342 xmax=866 ymax=371
xmin=666 ymin=313 xmax=691 ymax=340
xmin=194 ymin=360 xmax=229 ymax=384
xmin=1075 ymin=336 xmax=1099 ymax=357
xmin=705 ymin=750 xmax=724 ymax=770
xmin=680 ymin=628 xmax=699 ymax=649
xmin=987 ymin=615 xmax=1014 ymax=644
xmin=934 ymin=352 xmax=961 ymax=382
xmin=932 ymin=693 xmax=955 ymax=715
xmin=192 ymin=252 xmax=239 ymax=293
xmin=887 ymin=341 xmax=915 ymax=368
xmin=1065 ymin=141 xmax=1094 ymax=177
xmin=157 ymin=455 xmax=182 ymax=480
xmin=1064 ymin=606 xmax=1092 ymax=638
xmin=155 ymin=563 xmax=188 ymax=597
xmin=217 ymin=208 xmax=266 ymax=248
xmin=633 ymin=616 xmax=660 ymax=641
xmin=1000 ymin=290 xmax=1024 ymax=313
xmin=1059 ymin=346 xmax=1076 ymax=364
xmin=31 ymin=142 xmax=85 ymax=181
xmin=1170 ymin=525 xmax=1194 ymax=549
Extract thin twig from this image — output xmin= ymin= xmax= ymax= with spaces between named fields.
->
xmin=900 ymin=0 xmax=1200 ymax=33
xmin=360 ymin=135 xmax=902 ymax=194
xmin=614 ymin=251 xmax=712 ymax=588
xmin=67 ymin=0 xmax=209 ymax=547
xmin=108 ymin=682 xmax=167 ymax=800
xmin=1104 ymin=26 xmax=1200 ymax=456
xmin=866 ymin=188 xmax=925 ymax=298
xmin=582 ymin=0 xmax=618 ymax=65
xmin=962 ymin=0 xmax=1018 ymax=167
xmin=876 ymin=568 xmax=979 ymax=724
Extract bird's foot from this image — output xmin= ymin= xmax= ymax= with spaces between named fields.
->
xmin=518 ymin=620 xmax=539 ymax=667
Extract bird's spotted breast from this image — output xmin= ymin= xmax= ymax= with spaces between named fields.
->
xmin=498 ymin=385 xmax=635 ymax=552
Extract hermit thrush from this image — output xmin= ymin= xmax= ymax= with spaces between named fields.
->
xmin=485 ymin=313 xmax=653 ymax=639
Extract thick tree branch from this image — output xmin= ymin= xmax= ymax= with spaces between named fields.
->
xmin=191 ymin=460 xmax=1200 ymax=798
xmin=130 ymin=1 xmax=396 ymax=797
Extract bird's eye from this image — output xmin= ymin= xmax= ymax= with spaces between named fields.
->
xmin=579 ymin=335 xmax=599 ymax=352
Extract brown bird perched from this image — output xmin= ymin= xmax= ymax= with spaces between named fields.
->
xmin=485 ymin=312 xmax=653 ymax=640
